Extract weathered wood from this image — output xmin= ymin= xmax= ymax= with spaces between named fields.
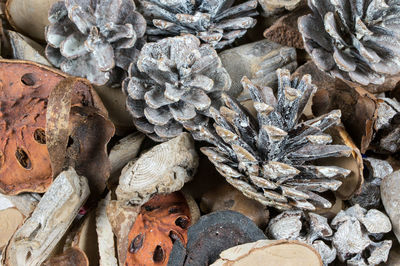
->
xmin=3 ymin=168 xmax=90 ymax=266
xmin=219 ymin=39 xmax=297 ymax=99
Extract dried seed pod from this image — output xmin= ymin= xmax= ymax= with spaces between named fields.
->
xmin=116 ymin=133 xmax=198 ymax=205
xmin=188 ymin=69 xmax=352 ymax=211
xmin=125 ymin=192 xmax=191 ymax=266
xmin=298 ymin=0 xmax=400 ymax=85
xmin=138 ymin=0 xmax=258 ymax=49
xmin=45 ymin=0 xmax=146 ymax=85
xmin=168 ymin=210 xmax=266 ymax=265
xmin=3 ymin=168 xmax=90 ymax=266
xmin=211 ymin=239 xmax=322 ymax=266
xmin=123 ymin=34 xmax=231 ymax=141
xmin=0 ymin=59 xmax=103 ymax=195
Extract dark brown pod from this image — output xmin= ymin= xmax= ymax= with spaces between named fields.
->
xmin=125 ymin=192 xmax=191 ymax=266
xmin=168 ymin=210 xmax=266 ymax=265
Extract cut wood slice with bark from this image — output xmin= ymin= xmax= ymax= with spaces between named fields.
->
xmin=116 ymin=132 xmax=198 ymax=205
xmin=211 ymin=239 xmax=322 ymax=266
xmin=2 ymin=167 xmax=90 ymax=266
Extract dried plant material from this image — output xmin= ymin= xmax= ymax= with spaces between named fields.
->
xmin=0 ymin=193 xmax=40 ymax=217
xmin=123 ymin=34 xmax=231 ymax=142
xmin=64 ymin=106 xmax=114 ymax=197
xmin=381 ymin=170 xmax=400 ymax=244
xmin=6 ymin=30 xmax=51 ymax=66
xmin=211 ymin=239 xmax=322 ymax=266
xmin=106 ymin=200 xmax=140 ymax=266
xmin=3 ymin=168 xmax=90 ymax=266
xmin=96 ymin=194 xmax=118 ymax=266
xmin=258 ymin=0 xmax=302 ymax=13
xmin=182 ymin=191 xmax=201 ymax=225
xmin=0 ymin=194 xmax=13 ymax=211
xmin=200 ymin=183 xmax=270 ymax=227
xmin=313 ymin=78 xmax=378 ymax=153
xmin=219 ymin=39 xmax=297 ymax=98
xmin=188 ymin=70 xmax=352 ymax=211
xmin=298 ymin=0 xmax=400 ymax=86
xmin=0 ymin=59 xmax=102 ymax=195
xmin=116 ymin=133 xmax=198 ymax=205
xmin=45 ymin=0 xmax=146 ymax=85
xmin=267 ymin=205 xmax=392 ymax=265
xmin=331 ymin=205 xmax=392 ymax=265
xmin=43 ymin=247 xmax=88 ymax=266
xmin=314 ymin=196 xmax=343 ymax=220
xmin=5 ymin=0 xmax=58 ymax=40
xmin=168 ymin=210 xmax=266 ymax=265
xmin=138 ymin=0 xmax=258 ymax=49
xmin=317 ymin=125 xmax=363 ymax=200
xmin=93 ymin=85 xmax=135 ymax=135
xmin=109 ymin=132 xmax=145 ymax=177
xmin=126 ymin=192 xmax=191 ymax=265
xmin=0 ymin=208 xmax=24 ymax=250
xmin=351 ymin=157 xmax=393 ymax=209
xmin=263 ymin=5 xmax=309 ymax=49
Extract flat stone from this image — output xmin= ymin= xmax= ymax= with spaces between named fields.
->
xmin=381 ymin=170 xmax=400 ymax=243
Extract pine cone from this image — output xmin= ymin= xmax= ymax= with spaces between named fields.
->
xmin=45 ymin=0 xmax=146 ymax=85
xmin=298 ymin=0 xmax=400 ymax=86
xmin=186 ymin=69 xmax=352 ymax=211
xmin=137 ymin=0 xmax=258 ymax=49
xmin=123 ymin=34 xmax=231 ymax=142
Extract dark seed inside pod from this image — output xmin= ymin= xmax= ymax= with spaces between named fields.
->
xmin=129 ymin=233 xmax=144 ymax=254
xmin=175 ymin=217 xmax=189 ymax=229
xmin=153 ymin=245 xmax=164 ymax=262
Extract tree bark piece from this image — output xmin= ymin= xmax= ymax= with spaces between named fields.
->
xmin=219 ymin=39 xmax=297 ymax=99
xmin=211 ymin=239 xmax=322 ymax=266
xmin=116 ymin=133 xmax=198 ymax=205
xmin=3 ymin=168 xmax=90 ymax=266
xmin=263 ymin=5 xmax=309 ymax=49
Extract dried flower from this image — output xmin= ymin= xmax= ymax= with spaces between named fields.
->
xmin=138 ymin=0 xmax=258 ymax=49
xmin=187 ymin=69 xmax=352 ymax=211
xmin=123 ymin=34 xmax=231 ymax=142
xmin=45 ymin=0 xmax=146 ymax=85
xmin=298 ymin=0 xmax=400 ymax=85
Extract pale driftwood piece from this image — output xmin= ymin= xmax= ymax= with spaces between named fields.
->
xmin=1 ymin=193 xmax=41 ymax=217
xmin=5 ymin=0 xmax=58 ymax=41
xmin=298 ymin=0 xmax=400 ymax=86
xmin=106 ymin=200 xmax=140 ymax=266
xmin=211 ymin=239 xmax=322 ymax=266
xmin=381 ymin=170 xmax=400 ymax=244
xmin=3 ymin=168 xmax=90 ymax=266
xmin=96 ymin=193 xmax=118 ymax=266
xmin=109 ymin=132 xmax=145 ymax=176
xmin=219 ymin=39 xmax=297 ymax=99
xmin=116 ymin=133 xmax=198 ymax=205
xmin=6 ymin=30 xmax=50 ymax=66
xmin=124 ymin=34 xmax=231 ymax=142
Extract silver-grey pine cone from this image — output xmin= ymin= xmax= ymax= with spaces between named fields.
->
xmin=123 ymin=34 xmax=231 ymax=142
xmin=298 ymin=0 xmax=400 ymax=85
xmin=45 ymin=0 xmax=146 ymax=85
xmin=186 ymin=69 xmax=352 ymax=211
xmin=138 ymin=0 xmax=258 ymax=49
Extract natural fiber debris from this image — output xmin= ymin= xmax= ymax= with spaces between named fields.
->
xmin=187 ymin=69 xmax=352 ymax=211
xmin=298 ymin=0 xmax=400 ymax=85
xmin=138 ymin=0 xmax=258 ymax=49
xmin=123 ymin=34 xmax=231 ymax=142
xmin=45 ymin=0 xmax=146 ymax=85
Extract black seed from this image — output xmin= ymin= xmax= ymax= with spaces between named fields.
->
xmin=169 ymin=230 xmax=180 ymax=243
xmin=21 ymin=73 xmax=36 ymax=86
xmin=34 ymin=129 xmax=46 ymax=144
xmin=153 ymin=245 xmax=164 ymax=262
xmin=145 ymin=205 xmax=160 ymax=212
xmin=175 ymin=217 xmax=189 ymax=229
xmin=15 ymin=148 xmax=31 ymax=169
xmin=168 ymin=207 xmax=180 ymax=214
xmin=129 ymin=233 xmax=144 ymax=254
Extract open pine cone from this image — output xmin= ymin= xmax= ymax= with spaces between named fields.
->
xmin=138 ymin=0 xmax=258 ymax=49
xmin=123 ymin=34 xmax=231 ymax=142
xmin=298 ymin=0 xmax=400 ymax=85
xmin=186 ymin=69 xmax=352 ymax=211
xmin=45 ymin=0 xmax=146 ymax=85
